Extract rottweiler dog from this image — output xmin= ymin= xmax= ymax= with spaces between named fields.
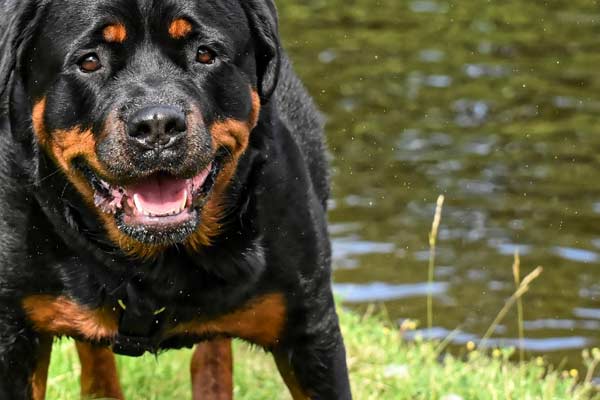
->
xmin=0 ymin=0 xmax=352 ymax=399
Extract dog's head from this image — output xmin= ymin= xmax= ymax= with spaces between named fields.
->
xmin=0 ymin=0 xmax=280 ymax=258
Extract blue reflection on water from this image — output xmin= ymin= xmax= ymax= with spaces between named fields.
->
xmin=404 ymin=328 xmax=594 ymax=351
xmin=573 ymin=308 xmax=600 ymax=320
xmin=334 ymin=282 xmax=448 ymax=303
xmin=332 ymin=238 xmax=395 ymax=260
xmin=552 ymin=247 xmax=600 ymax=263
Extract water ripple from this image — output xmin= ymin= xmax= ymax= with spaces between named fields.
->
xmin=334 ymin=281 xmax=449 ymax=303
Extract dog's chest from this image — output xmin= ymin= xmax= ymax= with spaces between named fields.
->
xmin=22 ymin=291 xmax=286 ymax=355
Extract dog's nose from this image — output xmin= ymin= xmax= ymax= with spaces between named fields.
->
xmin=127 ymin=105 xmax=187 ymax=150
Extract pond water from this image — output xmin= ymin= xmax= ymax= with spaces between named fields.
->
xmin=277 ymin=0 xmax=600 ymax=370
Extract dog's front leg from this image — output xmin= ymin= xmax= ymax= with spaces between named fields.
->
xmin=0 ymin=306 xmax=53 ymax=400
xmin=273 ymin=305 xmax=352 ymax=400
xmin=191 ymin=339 xmax=233 ymax=400
xmin=76 ymin=341 xmax=123 ymax=400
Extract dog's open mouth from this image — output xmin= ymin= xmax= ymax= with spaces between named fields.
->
xmin=90 ymin=163 xmax=218 ymax=220
xmin=76 ymin=159 xmax=221 ymax=244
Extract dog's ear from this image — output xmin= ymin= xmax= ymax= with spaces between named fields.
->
xmin=241 ymin=0 xmax=281 ymax=104
xmin=0 ymin=0 xmax=47 ymax=114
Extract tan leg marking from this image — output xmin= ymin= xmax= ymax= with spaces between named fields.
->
xmin=274 ymin=352 xmax=311 ymax=400
xmin=76 ymin=341 xmax=123 ymax=400
xmin=191 ymin=339 xmax=233 ymax=400
xmin=31 ymin=335 xmax=53 ymax=400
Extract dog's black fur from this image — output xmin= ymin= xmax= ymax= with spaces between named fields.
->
xmin=0 ymin=0 xmax=351 ymax=398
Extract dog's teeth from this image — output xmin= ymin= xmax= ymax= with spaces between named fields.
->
xmin=133 ymin=194 xmax=144 ymax=215
xmin=180 ymin=190 xmax=188 ymax=212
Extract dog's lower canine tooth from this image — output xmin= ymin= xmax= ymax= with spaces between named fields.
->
xmin=181 ymin=190 xmax=188 ymax=212
xmin=133 ymin=194 xmax=144 ymax=215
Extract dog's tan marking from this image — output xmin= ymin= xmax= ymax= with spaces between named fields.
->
xmin=169 ymin=293 xmax=285 ymax=347
xmin=32 ymin=99 xmax=168 ymax=259
xmin=103 ymin=23 xmax=127 ymax=43
xmin=169 ymin=18 xmax=193 ymax=39
xmin=30 ymin=335 xmax=53 ymax=400
xmin=32 ymin=98 xmax=106 ymax=174
xmin=76 ymin=341 xmax=124 ymax=400
xmin=32 ymin=97 xmax=50 ymax=146
xmin=191 ymin=339 xmax=233 ymax=400
xmin=22 ymin=295 xmax=118 ymax=341
xmin=274 ymin=352 xmax=312 ymax=400
xmin=185 ymin=90 xmax=260 ymax=251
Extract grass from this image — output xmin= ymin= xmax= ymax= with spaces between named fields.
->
xmin=46 ymin=308 xmax=600 ymax=400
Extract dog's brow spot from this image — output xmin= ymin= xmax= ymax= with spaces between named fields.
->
xmin=169 ymin=18 xmax=193 ymax=39
xmin=103 ymin=23 xmax=127 ymax=43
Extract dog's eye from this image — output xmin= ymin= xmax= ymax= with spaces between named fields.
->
xmin=79 ymin=54 xmax=102 ymax=73
xmin=196 ymin=47 xmax=216 ymax=65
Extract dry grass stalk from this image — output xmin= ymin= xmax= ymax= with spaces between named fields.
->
xmin=479 ymin=266 xmax=543 ymax=349
xmin=512 ymin=249 xmax=525 ymax=363
xmin=427 ymin=195 xmax=445 ymax=331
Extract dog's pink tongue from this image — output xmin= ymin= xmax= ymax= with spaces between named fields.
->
xmin=129 ymin=176 xmax=188 ymax=216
